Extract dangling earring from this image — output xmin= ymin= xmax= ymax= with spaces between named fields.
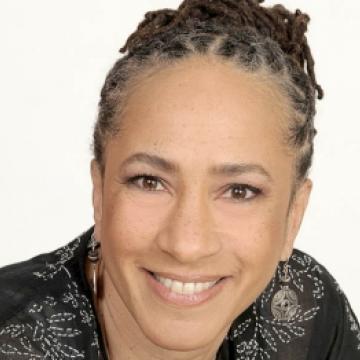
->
xmin=271 ymin=260 xmax=300 ymax=321
xmin=87 ymin=231 xmax=101 ymax=297
xmin=87 ymin=233 xmax=111 ymax=358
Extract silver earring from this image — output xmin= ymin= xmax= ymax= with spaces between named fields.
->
xmin=87 ymin=232 xmax=100 ymax=297
xmin=271 ymin=261 xmax=300 ymax=321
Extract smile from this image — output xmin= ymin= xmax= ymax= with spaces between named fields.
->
xmin=153 ymin=273 xmax=220 ymax=295
xmin=145 ymin=270 xmax=228 ymax=306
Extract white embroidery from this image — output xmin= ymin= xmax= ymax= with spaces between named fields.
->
xmin=1 ymin=233 xmax=359 ymax=359
xmin=335 ymin=280 xmax=360 ymax=350
xmin=230 ymin=252 xmax=325 ymax=360
xmin=0 ymin=233 xmax=101 ymax=359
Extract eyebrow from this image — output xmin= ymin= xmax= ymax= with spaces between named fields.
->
xmin=121 ymin=152 xmax=273 ymax=181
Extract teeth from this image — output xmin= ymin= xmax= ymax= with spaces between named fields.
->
xmin=172 ymin=280 xmax=183 ymax=293
xmin=153 ymin=273 xmax=218 ymax=295
xmin=163 ymin=278 xmax=172 ymax=288
xmin=183 ymin=282 xmax=195 ymax=295
xmin=195 ymin=282 xmax=204 ymax=292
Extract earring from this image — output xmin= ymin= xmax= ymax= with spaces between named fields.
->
xmin=270 ymin=260 xmax=300 ymax=321
xmin=87 ymin=231 xmax=101 ymax=297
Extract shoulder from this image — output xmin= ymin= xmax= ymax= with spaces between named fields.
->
xmin=223 ymin=247 xmax=360 ymax=359
xmin=289 ymin=247 xmax=352 ymax=315
xmin=0 ymin=227 xmax=101 ymax=358
xmin=0 ymin=231 xmax=84 ymax=324
xmin=288 ymin=248 xmax=360 ymax=356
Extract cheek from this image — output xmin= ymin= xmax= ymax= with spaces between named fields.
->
xmin=225 ymin=205 xmax=288 ymax=271
xmin=100 ymin=190 xmax=160 ymax=259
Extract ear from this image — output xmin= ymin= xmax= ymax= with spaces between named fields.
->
xmin=90 ymin=159 xmax=104 ymax=242
xmin=281 ymin=178 xmax=312 ymax=261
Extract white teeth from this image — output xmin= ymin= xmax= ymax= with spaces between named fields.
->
xmin=183 ymin=282 xmax=195 ymax=295
xmin=153 ymin=273 xmax=218 ymax=295
xmin=163 ymin=278 xmax=172 ymax=288
xmin=171 ymin=280 xmax=184 ymax=293
xmin=195 ymin=282 xmax=204 ymax=292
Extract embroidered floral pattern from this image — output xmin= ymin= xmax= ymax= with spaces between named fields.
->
xmin=0 ymin=233 xmax=101 ymax=359
xmin=334 ymin=280 xmax=360 ymax=350
xmin=1 ymin=230 xmax=359 ymax=360
xmin=33 ymin=238 xmax=82 ymax=281
xmin=229 ymin=251 xmax=325 ymax=360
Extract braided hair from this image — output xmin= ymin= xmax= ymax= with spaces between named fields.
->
xmin=93 ymin=0 xmax=324 ymax=183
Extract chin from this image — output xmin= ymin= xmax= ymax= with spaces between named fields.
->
xmin=140 ymin=317 xmax=222 ymax=351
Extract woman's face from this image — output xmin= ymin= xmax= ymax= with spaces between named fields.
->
xmin=91 ymin=55 xmax=311 ymax=353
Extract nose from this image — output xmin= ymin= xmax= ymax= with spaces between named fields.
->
xmin=157 ymin=190 xmax=222 ymax=263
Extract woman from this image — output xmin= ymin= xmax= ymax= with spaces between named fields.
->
xmin=0 ymin=0 xmax=359 ymax=359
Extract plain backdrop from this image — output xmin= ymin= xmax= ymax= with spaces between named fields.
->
xmin=0 ymin=1 xmax=359 ymax=318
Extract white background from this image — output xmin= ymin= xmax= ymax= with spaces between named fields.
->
xmin=0 ymin=1 xmax=359 ymax=317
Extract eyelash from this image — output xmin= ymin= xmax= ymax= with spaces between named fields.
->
xmin=123 ymin=173 xmax=262 ymax=202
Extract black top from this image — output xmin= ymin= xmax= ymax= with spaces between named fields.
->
xmin=0 ymin=226 xmax=359 ymax=359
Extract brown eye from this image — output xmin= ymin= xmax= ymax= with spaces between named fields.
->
xmin=126 ymin=174 xmax=165 ymax=192
xmin=141 ymin=176 xmax=161 ymax=191
xmin=224 ymin=184 xmax=261 ymax=201
xmin=231 ymin=186 xmax=247 ymax=199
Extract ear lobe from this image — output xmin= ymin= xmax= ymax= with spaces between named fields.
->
xmin=281 ymin=178 xmax=312 ymax=261
xmin=90 ymin=159 xmax=103 ymax=240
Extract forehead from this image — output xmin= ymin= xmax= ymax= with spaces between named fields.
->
xmin=121 ymin=55 xmax=290 ymax=133
xmin=107 ymin=55 xmax=293 ymax=177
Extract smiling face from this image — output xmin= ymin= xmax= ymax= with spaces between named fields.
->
xmin=90 ymin=55 xmax=312 ymax=355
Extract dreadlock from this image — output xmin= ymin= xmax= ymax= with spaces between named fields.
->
xmin=119 ymin=0 xmax=322 ymax=98
xmin=93 ymin=0 xmax=324 ymax=182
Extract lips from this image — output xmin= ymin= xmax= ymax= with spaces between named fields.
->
xmin=152 ymin=273 xmax=220 ymax=295
xmin=145 ymin=269 xmax=227 ymax=304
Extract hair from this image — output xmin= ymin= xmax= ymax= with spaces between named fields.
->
xmin=92 ymin=0 xmax=323 ymax=184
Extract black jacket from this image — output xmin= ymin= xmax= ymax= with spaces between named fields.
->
xmin=0 ymin=226 xmax=359 ymax=359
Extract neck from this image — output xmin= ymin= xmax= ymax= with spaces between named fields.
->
xmin=90 ymin=262 xmax=223 ymax=360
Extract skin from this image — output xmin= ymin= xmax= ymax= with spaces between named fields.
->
xmin=89 ymin=54 xmax=312 ymax=360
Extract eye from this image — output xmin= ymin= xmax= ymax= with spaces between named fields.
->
xmin=123 ymin=174 xmax=261 ymax=201
xmin=124 ymin=173 xmax=165 ymax=192
xmin=223 ymin=183 xmax=261 ymax=202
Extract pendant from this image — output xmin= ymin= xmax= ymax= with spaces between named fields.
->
xmin=271 ymin=284 xmax=299 ymax=321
